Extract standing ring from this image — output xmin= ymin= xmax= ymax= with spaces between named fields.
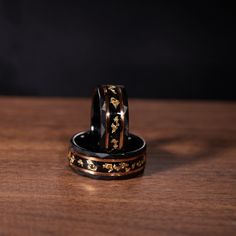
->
xmin=90 ymin=85 xmax=129 ymax=152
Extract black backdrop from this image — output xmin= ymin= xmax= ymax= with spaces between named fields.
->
xmin=0 ymin=1 xmax=234 ymax=99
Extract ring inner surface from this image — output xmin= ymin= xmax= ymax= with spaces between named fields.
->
xmin=72 ymin=131 xmax=145 ymax=157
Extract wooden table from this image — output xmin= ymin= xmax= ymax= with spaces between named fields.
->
xmin=0 ymin=97 xmax=235 ymax=236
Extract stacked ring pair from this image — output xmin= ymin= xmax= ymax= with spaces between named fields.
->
xmin=68 ymin=85 xmax=146 ymax=180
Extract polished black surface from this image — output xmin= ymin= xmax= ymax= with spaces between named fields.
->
xmin=71 ymin=131 xmax=146 ymax=158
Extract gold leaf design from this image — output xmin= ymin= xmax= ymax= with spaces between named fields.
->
xmin=77 ymin=159 xmax=83 ymax=167
xmin=111 ymin=115 xmax=120 ymax=133
xmin=108 ymin=86 xmax=117 ymax=94
xmin=103 ymin=162 xmax=130 ymax=173
xmin=110 ymin=97 xmax=120 ymax=109
xmin=136 ymin=158 xmax=145 ymax=167
xmin=111 ymin=123 xmax=118 ymax=133
xmin=87 ymin=160 xmax=97 ymax=171
xmin=103 ymin=163 xmax=113 ymax=172
xmin=120 ymin=162 xmax=129 ymax=169
xmin=113 ymin=116 xmax=119 ymax=123
xmin=113 ymin=164 xmax=121 ymax=172
xmin=111 ymin=139 xmax=119 ymax=149
xmin=102 ymin=157 xmax=145 ymax=173
xmin=69 ymin=155 xmax=75 ymax=165
xmin=136 ymin=160 xmax=142 ymax=167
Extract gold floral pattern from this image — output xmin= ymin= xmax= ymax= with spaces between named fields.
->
xmin=111 ymin=139 xmax=119 ymax=149
xmin=110 ymin=97 xmax=120 ymax=109
xmin=68 ymin=150 xmax=145 ymax=174
xmin=102 ymin=163 xmax=113 ymax=172
xmin=108 ymin=85 xmax=117 ymax=94
xmin=77 ymin=159 xmax=83 ymax=167
xmin=103 ymin=162 xmax=130 ymax=173
xmin=69 ymin=155 xmax=75 ymax=165
xmin=111 ymin=115 xmax=120 ymax=133
xmin=136 ymin=158 xmax=145 ymax=167
xmin=87 ymin=160 xmax=97 ymax=171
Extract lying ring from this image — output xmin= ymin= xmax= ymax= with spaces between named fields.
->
xmin=90 ymin=85 xmax=129 ymax=152
xmin=68 ymin=131 xmax=146 ymax=180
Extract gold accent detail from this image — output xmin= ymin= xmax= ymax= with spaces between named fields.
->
xmin=111 ymin=123 xmax=118 ymax=133
xmin=110 ymin=97 xmax=120 ymax=109
xmin=77 ymin=159 xmax=83 ymax=167
xmin=136 ymin=158 xmax=145 ymax=167
xmin=103 ymin=162 xmax=130 ymax=173
xmin=101 ymin=157 xmax=146 ymax=173
xmin=120 ymin=162 xmax=129 ymax=169
xmin=111 ymin=139 xmax=119 ymax=149
xmin=111 ymin=115 xmax=120 ymax=133
xmin=108 ymin=85 xmax=117 ymax=94
xmin=102 ymin=163 xmax=113 ymax=172
xmin=69 ymin=155 xmax=75 ymax=165
xmin=87 ymin=160 xmax=97 ymax=171
xmin=136 ymin=160 xmax=142 ymax=167
xmin=112 ymin=164 xmax=121 ymax=172
xmin=113 ymin=115 xmax=119 ymax=123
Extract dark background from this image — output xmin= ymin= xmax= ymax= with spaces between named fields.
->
xmin=0 ymin=1 xmax=234 ymax=99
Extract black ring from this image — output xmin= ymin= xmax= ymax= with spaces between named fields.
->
xmin=68 ymin=131 xmax=146 ymax=180
xmin=90 ymin=85 xmax=129 ymax=152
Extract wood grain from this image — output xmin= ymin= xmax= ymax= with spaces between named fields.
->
xmin=0 ymin=97 xmax=235 ymax=236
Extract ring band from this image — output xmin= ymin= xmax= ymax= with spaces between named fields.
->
xmin=68 ymin=131 xmax=146 ymax=180
xmin=67 ymin=85 xmax=147 ymax=180
xmin=90 ymin=85 xmax=129 ymax=152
